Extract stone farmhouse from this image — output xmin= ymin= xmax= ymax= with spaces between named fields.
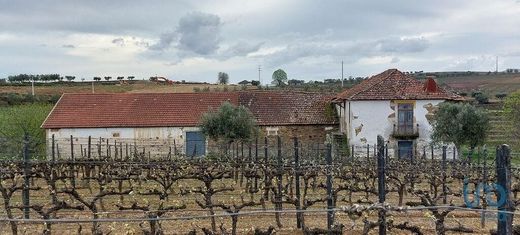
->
xmin=333 ymin=69 xmax=463 ymax=159
xmin=41 ymin=91 xmax=337 ymax=157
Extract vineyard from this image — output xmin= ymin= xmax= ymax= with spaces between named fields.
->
xmin=0 ymin=136 xmax=519 ymax=235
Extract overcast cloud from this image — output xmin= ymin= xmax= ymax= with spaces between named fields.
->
xmin=0 ymin=0 xmax=519 ymax=83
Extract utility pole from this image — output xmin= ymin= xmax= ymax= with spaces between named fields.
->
xmin=258 ymin=65 xmax=262 ymax=85
xmin=31 ymin=79 xmax=35 ymax=96
xmin=91 ymin=81 xmax=95 ymax=94
xmin=341 ymin=60 xmax=344 ymax=87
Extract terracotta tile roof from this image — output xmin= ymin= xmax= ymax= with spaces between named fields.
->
xmin=239 ymin=91 xmax=337 ymax=126
xmin=41 ymin=93 xmax=239 ymax=128
xmin=42 ymin=91 xmax=337 ymax=129
xmin=335 ymin=69 xmax=463 ymax=101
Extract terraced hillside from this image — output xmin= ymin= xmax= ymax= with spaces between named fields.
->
xmin=478 ymin=102 xmax=517 ymax=150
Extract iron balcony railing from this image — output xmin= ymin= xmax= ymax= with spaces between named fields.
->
xmin=392 ymin=123 xmax=419 ymax=139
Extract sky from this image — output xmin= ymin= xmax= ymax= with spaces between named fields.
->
xmin=1 ymin=0 xmax=520 ymax=84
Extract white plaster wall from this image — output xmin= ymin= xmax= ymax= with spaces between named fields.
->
xmin=348 ymin=100 xmax=394 ymax=146
xmin=46 ymin=126 xmax=202 ymax=158
xmin=340 ymin=99 xmax=458 ymax=159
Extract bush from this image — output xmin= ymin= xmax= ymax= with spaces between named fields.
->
xmin=458 ymin=92 xmax=468 ymax=97
xmin=202 ymin=87 xmax=210 ymax=92
xmin=193 ymin=87 xmax=201 ymax=92
xmin=471 ymin=91 xmax=482 ymax=97
xmin=495 ymin=93 xmax=507 ymax=99
xmin=474 ymin=93 xmax=489 ymax=104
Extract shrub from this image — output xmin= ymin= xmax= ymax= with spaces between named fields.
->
xmin=495 ymin=93 xmax=507 ymax=100
xmin=193 ymin=87 xmax=201 ymax=92
xmin=474 ymin=93 xmax=489 ymax=104
xmin=202 ymin=87 xmax=210 ymax=92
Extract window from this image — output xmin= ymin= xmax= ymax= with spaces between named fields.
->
xmin=398 ymin=103 xmax=414 ymax=134
xmin=398 ymin=141 xmax=414 ymax=160
xmin=266 ymin=127 xmax=279 ymax=136
xmin=185 ymin=131 xmax=206 ymax=157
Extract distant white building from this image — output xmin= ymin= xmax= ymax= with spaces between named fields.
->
xmin=333 ymin=69 xmax=463 ymax=159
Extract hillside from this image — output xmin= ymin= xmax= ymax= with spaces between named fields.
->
xmin=0 ymin=81 xmax=255 ymax=96
xmin=476 ymin=102 xmax=518 ymax=151
xmin=413 ymin=72 xmax=520 ymax=96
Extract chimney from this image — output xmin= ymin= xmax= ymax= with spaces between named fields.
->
xmin=423 ymin=77 xmax=438 ymax=93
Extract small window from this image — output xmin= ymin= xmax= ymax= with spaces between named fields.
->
xmin=112 ymin=132 xmax=120 ymax=138
xmin=266 ymin=127 xmax=279 ymax=136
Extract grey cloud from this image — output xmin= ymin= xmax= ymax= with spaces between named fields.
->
xmin=218 ymin=41 xmax=264 ymax=58
xmin=62 ymin=44 xmax=75 ymax=48
xmin=376 ymin=37 xmax=429 ymax=53
xmin=176 ymin=12 xmax=221 ymax=55
xmin=264 ymin=36 xmax=431 ymax=66
xmin=391 ymin=57 xmax=400 ymax=63
xmin=148 ymin=32 xmax=176 ymax=51
xmin=448 ymin=55 xmax=496 ymax=71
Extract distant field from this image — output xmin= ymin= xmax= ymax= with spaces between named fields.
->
xmin=0 ymin=81 xmax=256 ymax=96
xmin=432 ymin=73 xmax=520 ymax=95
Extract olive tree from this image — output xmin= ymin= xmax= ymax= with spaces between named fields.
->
xmin=200 ymin=102 xmax=258 ymax=151
xmin=217 ymin=72 xmax=229 ymax=85
xmin=431 ymin=102 xmax=490 ymax=151
xmin=272 ymin=69 xmax=287 ymax=87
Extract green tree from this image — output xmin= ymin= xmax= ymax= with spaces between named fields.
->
xmin=431 ymin=102 xmax=490 ymax=152
xmin=200 ymin=102 xmax=258 ymax=145
xmin=93 ymin=76 xmax=101 ymax=81
xmin=0 ymin=104 xmax=53 ymax=159
xmin=272 ymin=69 xmax=288 ymax=87
xmin=504 ymin=91 xmax=520 ymax=140
xmin=65 ymin=76 xmax=75 ymax=82
xmin=104 ymin=76 xmax=112 ymax=81
xmin=217 ymin=72 xmax=229 ymax=84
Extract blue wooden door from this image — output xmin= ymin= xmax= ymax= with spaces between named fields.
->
xmin=398 ymin=141 xmax=413 ymax=160
xmin=186 ymin=131 xmax=206 ymax=157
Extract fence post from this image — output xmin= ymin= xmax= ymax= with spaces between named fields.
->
xmin=294 ymin=137 xmax=303 ymax=229
xmin=496 ymin=144 xmax=513 ymax=235
xmin=88 ymin=136 xmax=91 ymax=159
xmin=431 ymin=145 xmax=434 ymax=161
xmin=385 ymin=143 xmax=389 ymax=164
xmin=376 ymin=135 xmax=386 ymax=235
xmin=22 ymin=133 xmax=30 ymax=219
xmin=264 ymin=137 xmax=269 ymax=201
xmin=276 ymin=136 xmax=283 ymax=228
xmin=481 ymin=147 xmax=488 ymax=228
xmin=69 ymin=135 xmax=76 ymax=188
xmin=442 ymin=146 xmax=447 ymax=204
xmin=326 ymin=143 xmax=334 ymax=233
xmin=254 ymin=136 xmax=259 ymax=192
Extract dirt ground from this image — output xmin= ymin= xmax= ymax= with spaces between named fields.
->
xmin=0 ymin=178 xmax=512 ymax=235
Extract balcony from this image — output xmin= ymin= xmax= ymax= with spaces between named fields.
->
xmin=392 ymin=123 xmax=419 ymax=139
